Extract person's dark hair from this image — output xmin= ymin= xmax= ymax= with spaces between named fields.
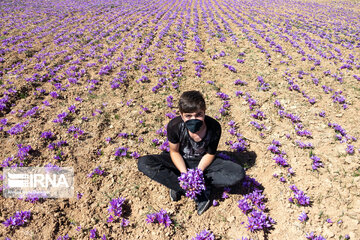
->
xmin=179 ymin=90 xmax=206 ymax=113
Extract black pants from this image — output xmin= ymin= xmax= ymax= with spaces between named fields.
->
xmin=137 ymin=151 xmax=245 ymax=193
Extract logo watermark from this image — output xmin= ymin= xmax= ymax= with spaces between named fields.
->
xmin=3 ymin=167 xmax=74 ymax=198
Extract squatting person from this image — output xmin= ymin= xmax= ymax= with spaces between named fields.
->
xmin=137 ymin=90 xmax=245 ymax=215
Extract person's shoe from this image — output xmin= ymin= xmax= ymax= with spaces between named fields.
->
xmin=195 ymin=190 xmax=211 ymax=215
xmin=169 ymin=189 xmax=182 ymax=202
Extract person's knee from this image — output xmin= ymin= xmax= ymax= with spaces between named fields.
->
xmin=237 ymin=165 xmax=245 ymax=182
xmin=137 ymin=156 xmax=148 ymax=174
xmin=228 ymin=163 xmax=245 ymax=186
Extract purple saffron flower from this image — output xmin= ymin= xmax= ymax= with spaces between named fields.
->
xmin=0 ymin=118 xmax=8 ymax=125
xmin=191 ymin=230 xmax=215 ymax=240
xmin=238 ymin=198 xmax=253 ymax=214
xmin=130 ymin=151 xmax=140 ymax=159
xmin=50 ymin=91 xmax=59 ymax=98
xmin=311 ymin=155 xmax=323 ymax=170
xmin=1 ymin=156 xmax=15 ymax=167
xmin=2 ymin=211 xmax=31 ymax=228
xmin=146 ymin=209 xmax=172 ymax=228
xmin=7 ymin=121 xmax=29 ymax=135
xmin=166 ymin=95 xmax=174 ymax=108
xmin=44 ymin=163 xmax=60 ymax=172
xmin=88 ymin=166 xmax=105 ymax=178
xmin=56 ymin=234 xmax=70 ymax=240
xmin=346 ymin=145 xmax=355 ymax=155
xmin=77 ymin=192 xmax=83 ymax=200
xmin=234 ymin=79 xmax=248 ymax=85
xmin=68 ymin=105 xmax=76 ymax=113
xmin=216 ymin=92 xmax=229 ymax=100
xmin=21 ymin=192 xmax=47 ymax=203
xmin=246 ymin=209 xmax=275 ymax=232
xmin=273 ymin=154 xmax=288 ymax=167
xmin=145 ymin=213 xmax=156 ymax=224
xmin=206 ymin=80 xmax=214 ymax=85
xmin=257 ymin=76 xmax=270 ymax=91
xmin=152 ymin=138 xmax=160 ymax=146
xmin=222 ymin=191 xmax=229 ymax=199
xmin=305 ymin=232 xmax=326 ymax=240
xmin=115 ymin=147 xmax=129 ymax=158
xmin=228 ymin=65 xmax=237 ymax=73
xmin=165 ymin=111 xmax=177 ymax=119
xmin=298 ymin=212 xmax=308 ymax=222
xmin=89 ymin=228 xmax=97 ymax=239
xmin=17 ymin=144 xmax=32 ymax=161
xmin=251 ymin=110 xmax=266 ymax=120
xmin=274 ymin=100 xmax=283 ymax=109
xmin=42 ymin=100 xmax=50 ymax=106
xmin=41 ymin=131 xmax=54 ymax=139
xmin=107 ymin=215 xmax=114 ymax=223
xmin=308 ymin=98 xmax=316 ymax=104
xmin=121 ymin=218 xmax=129 ymax=227
xmin=289 ymin=185 xmax=310 ymax=206
xmin=159 ymin=140 xmax=170 ymax=152
xmin=107 ymin=197 xmax=129 ymax=225
xmin=235 ymin=91 xmax=243 ymax=97
xmin=228 ymin=120 xmax=236 ymax=127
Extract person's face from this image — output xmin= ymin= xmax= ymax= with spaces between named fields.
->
xmin=180 ymin=109 xmax=205 ymax=122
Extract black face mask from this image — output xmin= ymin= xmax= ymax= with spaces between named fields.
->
xmin=185 ymin=119 xmax=203 ymax=133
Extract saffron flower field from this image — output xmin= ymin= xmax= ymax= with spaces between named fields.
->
xmin=1 ymin=0 xmax=360 ymax=239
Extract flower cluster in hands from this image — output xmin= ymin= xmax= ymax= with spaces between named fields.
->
xmin=178 ymin=168 xmax=206 ymax=200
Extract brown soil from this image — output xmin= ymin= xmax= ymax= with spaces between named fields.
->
xmin=0 ymin=0 xmax=359 ymax=239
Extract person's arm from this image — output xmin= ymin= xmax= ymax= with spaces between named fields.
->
xmin=169 ymin=142 xmax=187 ymax=173
xmin=197 ymin=117 xmax=221 ymax=171
xmin=197 ymin=153 xmax=216 ymax=171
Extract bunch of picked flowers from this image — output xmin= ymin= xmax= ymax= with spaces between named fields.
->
xmin=178 ymin=168 xmax=206 ymax=200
